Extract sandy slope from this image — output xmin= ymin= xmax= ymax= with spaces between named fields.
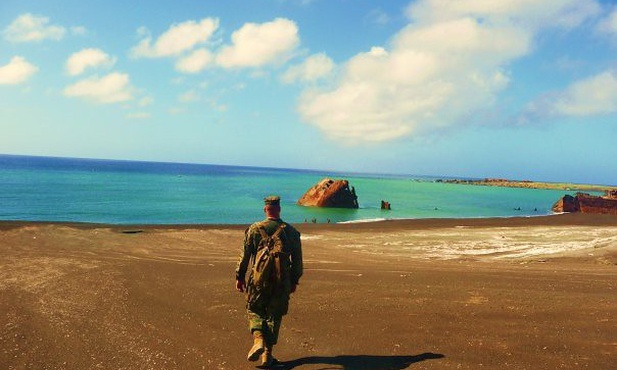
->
xmin=1 ymin=214 xmax=616 ymax=369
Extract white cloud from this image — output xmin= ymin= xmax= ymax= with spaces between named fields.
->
xmin=281 ymin=53 xmax=334 ymax=84
xmin=126 ymin=112 xmax=151 ymax=120
xmin=209 ymin=99 xmax=227 ymax=112
xmin=216 ymin=18 xmax=299 ymax=68
xmin=597 ymin=8 xmax=617 ymax=36
xmin=405 ymin=0 xmax=599 ymax=28
xmin=66 ymin=48 xmax=116 ymax=76
xmin=175 ymin=49 xmax=213 ymax=73
xmin=0 ymin=56 xmax=38 ymax=85
xmin=367 ymin=9 xmax=390 ymax=25
xmin=3 ymin=13 xmax=66 ymax=42
xmin=70 ymin=26 xmax=87 ymax=36
xmin=168 ymin=107 xmax=185 ymax=115
xmin=298 ymin=0 xmax=598 ymax=144
xmin=64 ymin=72 xmax=133 ymax=104
xmin=170 ymin=77 xmax=185 ymax=85
xmin=179 ymin=90 xmax=199 ymax=103
xmin=530 ymin=70 xmax=617 ymax=117
xmin=138 ymin=97 xmax=154 ymax=107
xmin=131 ymin=18 xmax=219 ymax=58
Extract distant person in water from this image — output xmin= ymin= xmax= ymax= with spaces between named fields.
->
xmin=235 ymin=196 xmax=303 ymax=367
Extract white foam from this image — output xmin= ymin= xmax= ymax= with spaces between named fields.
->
xmin=338 ymin=218 xmax=387 ymax=224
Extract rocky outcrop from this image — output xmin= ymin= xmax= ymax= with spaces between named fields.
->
xmin=297 ymin=178 xmax=359 ymax=208
xmin=552 ymin=194 xmax=579 ymax=213
xmin=552 ymin=193 xmax=617 ymax=215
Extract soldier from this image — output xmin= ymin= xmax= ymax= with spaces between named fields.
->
xmin=235 ymin=195 xmax=303 ymax=367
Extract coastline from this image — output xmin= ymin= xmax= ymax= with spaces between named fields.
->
xmin=2 ymin=211 xmax=616 ymax=230
xmin=1 ymin=213 xmax=616 ymax=369
xmin=441 ymin=178 xmax=617 ymax=192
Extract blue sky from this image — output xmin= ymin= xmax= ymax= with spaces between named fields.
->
xmin=1 ymin=0 xmax=616 ymax=185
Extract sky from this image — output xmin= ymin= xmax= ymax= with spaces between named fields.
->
xmin=1 ymin=0 xmax=617 ymax=185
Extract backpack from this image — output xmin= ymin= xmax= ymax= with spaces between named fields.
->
xmin=251 ymin=223 xmax=288 ymax=291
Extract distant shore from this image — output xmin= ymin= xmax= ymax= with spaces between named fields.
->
xmin=439 ymin=177 xmax=617 ymax=192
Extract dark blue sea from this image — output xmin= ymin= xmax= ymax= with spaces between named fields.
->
xmin=0 ymin=155 xmax=581 ymax=225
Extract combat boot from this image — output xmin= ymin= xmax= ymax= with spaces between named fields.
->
xmin=260 ymin=345 xmax=276 ymax=367
xmin=247 ymin=330 xmax=265 ymax=361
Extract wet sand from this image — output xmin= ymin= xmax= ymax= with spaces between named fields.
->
xmin=1 ymin=213 xmax=616 ymax=369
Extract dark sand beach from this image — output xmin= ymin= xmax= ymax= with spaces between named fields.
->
xmin=1 ymin=213 xmax=616 ymax=369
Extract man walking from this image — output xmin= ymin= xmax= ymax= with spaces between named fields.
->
xmin=235 ymin=196 xmax=303 ymax=367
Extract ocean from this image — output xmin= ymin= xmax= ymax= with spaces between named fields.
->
xmin=0 ymin=154 xmax=585 ymax=225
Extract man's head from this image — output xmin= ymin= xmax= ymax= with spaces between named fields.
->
xmin=263 ymin=195 xmax=281 ymax=219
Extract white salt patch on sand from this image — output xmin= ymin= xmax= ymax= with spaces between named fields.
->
xmin=324 ymin=226 xmax=617 ymax=260
xmin=424 ymin=227 xmax=617 ymax=259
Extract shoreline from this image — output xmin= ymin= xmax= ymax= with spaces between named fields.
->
xmin=1 ymin=212 xmax=616 ymax=231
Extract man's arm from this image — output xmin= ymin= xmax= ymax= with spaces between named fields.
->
xmin=235 ymin=227 xmax=254 ymax=292
xmin=289 ymin=228 xmax=303 ymax=292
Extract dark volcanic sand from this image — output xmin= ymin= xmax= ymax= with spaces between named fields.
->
xmin=1 ymin=214 xmax=616 ymax=369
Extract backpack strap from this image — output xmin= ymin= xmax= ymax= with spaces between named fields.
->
xmin=272 ymin=224 xmax=287 ymax=254
xmin=257 ymin=223 xmax=286 ymax=251
xmin=257 ymin=222 xmax=286 ymax=237
xmin=272 ymin=223 xmax=286 ymax=238
xmin=257 ymin=226 xmax=269 ymax=240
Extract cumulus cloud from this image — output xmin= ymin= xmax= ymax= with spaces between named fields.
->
xmin=175 ymin=49 xmax=213 ymax=73
xmin=0 ymin=56 xmax=38 ymax=85
xmin=64 ymin=72 xmax=133 ymax=104
xmin=66 ymin=48 xmax=116 ymax=76
xmin=525 ymin=70 xmax=617 ymax=118
xmin=216 ymin=18 xmax=299 ymax=68
xmin=596 ymin=8 xmax=617 ymax=36
xmin=405 ymin=0 xmax=599 ymax=28
xmin=298 ymin=0 xmax=599 ymax=144
xmin=131 ymin=18 xmax=219 ymax=58
xmin=3 ymin=13 xmax=66 ymax=42
xmin=281 ymin=53 xmax=334 ymax=84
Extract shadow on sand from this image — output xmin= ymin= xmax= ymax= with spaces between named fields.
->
xmin=268 ymin=352 xmax=445 ymax=370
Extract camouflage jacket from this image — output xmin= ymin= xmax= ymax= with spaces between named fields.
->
xmin=235 ymin=218 xmax=303 ymax=285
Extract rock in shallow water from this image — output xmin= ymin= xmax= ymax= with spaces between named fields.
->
xmin=297 ymin=178 xmax=359 ymax=208
xmin=552 ymin=192 xmax=617 ymax=215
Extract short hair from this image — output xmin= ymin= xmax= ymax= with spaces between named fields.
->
xmin=263 ymin=195 xmax=280 ymax=206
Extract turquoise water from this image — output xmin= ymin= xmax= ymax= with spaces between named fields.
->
xmin=0 ymin=155 xmax=585 ymax=225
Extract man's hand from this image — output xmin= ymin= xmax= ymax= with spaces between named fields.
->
xmin=235 ymin=279 xmax=246 ymax=293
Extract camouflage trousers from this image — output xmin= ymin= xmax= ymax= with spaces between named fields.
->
xmin=246 ymin=281 xmax=291 ymax=345
xmin=248 ymin=310 xmax=283 ymax=345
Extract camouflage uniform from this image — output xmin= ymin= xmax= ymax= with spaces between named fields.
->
xmin=236 ymin=216 xmax=303 ymax=347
